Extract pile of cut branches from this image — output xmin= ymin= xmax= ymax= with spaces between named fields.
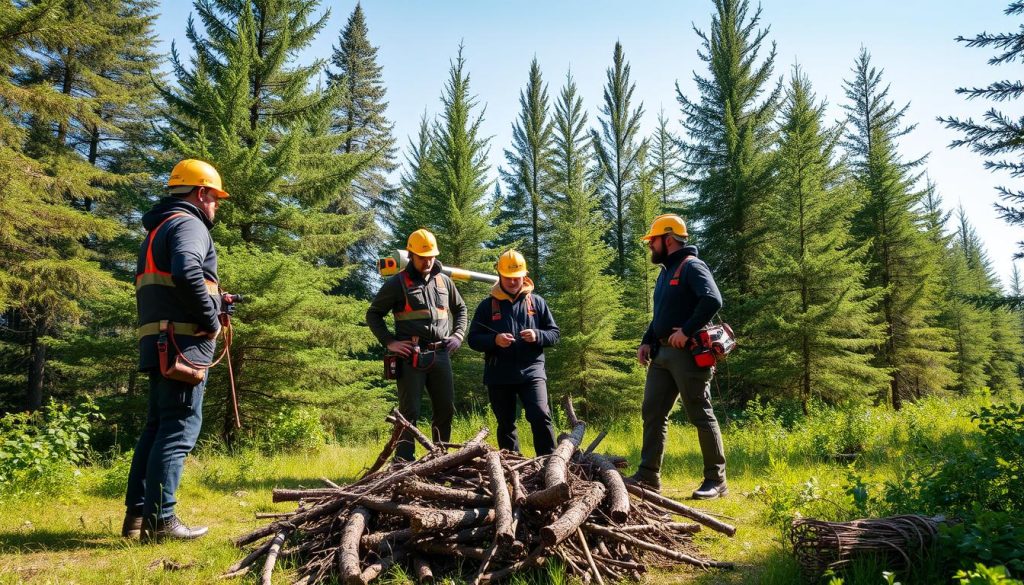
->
xmin=224 ymin=401 xmax=735 ymax=584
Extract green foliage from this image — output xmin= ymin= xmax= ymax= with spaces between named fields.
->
xmin=955 ymin=564 xmax=1024 ymax=585
xmin=650 ymin=109 xmax=686 ymax=213
xmin=943 ymin=513 xmax=1024 ymax=578
xmin=0 ymin=400 xmax=102 ymax=494
xmin=620 ymin=146 xmax=661 ymax=340
xmin=245 ymin=406 xmax=328 ymax=454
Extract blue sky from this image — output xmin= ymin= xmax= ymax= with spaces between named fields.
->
xmin=154 ymin=0 xmax=1022 ymax=287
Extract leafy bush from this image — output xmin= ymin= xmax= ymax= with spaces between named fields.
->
xmin=0 ymin=400 xmax=102 ymax=495
xmin=954 ymin=563 xmax=1023 ymax=585
xmin=246 ymin=406 xmax=328 ymax=454
xmin=941 ymin=510 xmax=1024 ymax=578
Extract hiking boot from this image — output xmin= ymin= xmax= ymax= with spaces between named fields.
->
xmin=141 ymin=515 xmax=208 ymax=541
xmin=691 ymin=479 xmax=728 ymax=500
xmin=121 ymin=513 xmax=142 ymax=538
xmin=624 ymin=472 xmax=662 ymax=493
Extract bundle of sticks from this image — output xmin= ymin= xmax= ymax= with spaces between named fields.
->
xmin=224 ymin=400 xmax=736 ymax=584
xmin=790 ymin=514 xmax=944 ymax=580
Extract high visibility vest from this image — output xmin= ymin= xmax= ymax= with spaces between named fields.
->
xmin=394 ymin=271 xmax=448 ymax=322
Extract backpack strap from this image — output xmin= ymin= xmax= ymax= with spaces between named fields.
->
xmin=669 ymin=256 xmax=696 ymax=286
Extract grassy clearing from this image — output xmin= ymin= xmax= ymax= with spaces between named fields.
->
xmin=0 ymin=396 xmax=987 ymax=584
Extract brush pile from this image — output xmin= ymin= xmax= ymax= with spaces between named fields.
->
xmin=224 ymin=401 xmax=736 ymax=584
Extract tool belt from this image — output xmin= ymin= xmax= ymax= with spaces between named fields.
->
xmin=383 ymin=337 xmax=446 ymax=379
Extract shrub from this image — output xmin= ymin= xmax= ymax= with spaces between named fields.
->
xmin=0 ymin=400 xmax=102 ymax=495
xmin=246 ymin=406 xmax=328 ymax=454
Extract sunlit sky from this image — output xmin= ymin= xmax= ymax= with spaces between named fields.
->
xmin=153 ymin=0 xmax=1023 ymax=288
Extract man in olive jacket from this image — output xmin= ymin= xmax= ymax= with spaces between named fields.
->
xmin=468 ymin=250 xmax=559 ymax=456
xmin=366 ymin=229 xmax=468 ymax=460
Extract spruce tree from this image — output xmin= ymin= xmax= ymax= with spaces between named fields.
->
xmin=746 ymin=67 xmax=888 ymax=410
xmin=678 ymin=0 xmax=780 ymax=295
xmin=161 ymin=0 xmax=379 ymax=441
xmin=547 ymin=73 xmax=636 ymax=418
xmin=327 ymin=3 xmax=397 ymax=297
xmin=387 ymin=113 xmax=435 ymax=252
xmin=500 ymin=58 xmax=554 ymax=283
xmin=420 ymin=46 xmax=499 ymax=273
xmin=940 ymin=1 xmax=1024 ymax=258
xmin=842 ymin=49 xmax=953 ymax=407
xmin=620 ymin=145 xmax=661 ymax=340
xmin=592 ymin=42 xmax=645 ymax=278
xmin=651 ymin=109 xmax=686 ymax=214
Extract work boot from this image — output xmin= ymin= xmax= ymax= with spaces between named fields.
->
xmin=141 ymin=515 xmax=209 ymax=542
xmin=624 ymin=472 xmax=661 ymax=493
xmin=121 ymin=513 xmax=142 ymax=538
xmin=691 ymin=479 xmax=728 ymax=500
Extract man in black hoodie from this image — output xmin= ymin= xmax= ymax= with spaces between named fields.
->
xmin=630 ymin=214 xmax=727 ymax=499
xmin=123 ymin=159 xmax=228 ymax=541
xmin=468 ymin=250 xmax=559 ymax=455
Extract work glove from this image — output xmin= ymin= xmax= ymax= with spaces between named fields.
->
xmin=444 ymin=336 xmax=462 ymax=354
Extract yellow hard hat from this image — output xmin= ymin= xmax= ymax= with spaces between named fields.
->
xmin=495 ymin=249 xmax=528 ymax=277
xmin=167 ymin=159 xmax=229 ymax=198
xmin=641 ymin=213 xmax=687 ymax=241
xmin=406 ymin=229 xmax=440 ymax=257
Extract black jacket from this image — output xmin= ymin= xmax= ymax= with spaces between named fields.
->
xmin=136 ymin=198 xmax=221 ymax=371
xmin=365 ymin=262 xmax=468 ymax=345
xmin=641 ymin=246 xmax=723 ymax=345
xmin=468 ymin=279 xmax=559 ymax=385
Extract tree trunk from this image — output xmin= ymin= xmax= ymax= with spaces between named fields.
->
xmin=25 ymin=324 xmax=46 ymax=411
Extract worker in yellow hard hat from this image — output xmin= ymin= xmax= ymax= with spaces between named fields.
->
xmin=125 ymin=159 xmax=230 ymax=542
xmin=366 ymin=228 xmax=468 ymax=460
xmin=630 ymin=214 xmax=728 ymax=499
xmin=467 ymin=250 xmax=560 ymax=456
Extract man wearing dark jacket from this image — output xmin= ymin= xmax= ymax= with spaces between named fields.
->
xmin=468 ymin=250 xmax=559 ymax=455
xmin=124 ymin=159 xmax=228 ymax=541
xmin=631 ymin=214 xmax=727 ymax=499
xmin=366 ymin=229 xmax=468 ymax=461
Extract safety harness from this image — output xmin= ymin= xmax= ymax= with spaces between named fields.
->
xmin=491 ymin=293 xmax=534 ymax=322
xmin=395 ymin=271 xmax=448 ymax=322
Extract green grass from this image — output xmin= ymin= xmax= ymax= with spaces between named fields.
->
xmin=0 ymin=396 xmax=986 ymax=584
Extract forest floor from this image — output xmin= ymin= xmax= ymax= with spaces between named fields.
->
xmin=0 ymin=400 xmax=978 ymax=584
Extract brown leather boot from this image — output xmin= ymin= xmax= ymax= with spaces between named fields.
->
xmin=141 ymin=515 xmax=208 ymax=541
xmin=121 ymin=513 xmax=142 ymax=538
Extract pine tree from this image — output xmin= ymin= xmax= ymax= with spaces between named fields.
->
xmin=620 ymin=145 xmax=661 ymax=340
xmin=746 ymin=67 xmax=888 ymax=410
xmin=651 ymin=109 xmax=686 ymax=214
xmin=420 ymin=46 xmax=499 ymax=273
xmin=500 ymin=58 xmax=554 ymax=282
xmin=161 ymin=0 xmax=379 ymax=441
xmin=327 ymin=3 xmax=397 ymax=297
xmin=592 ymin=42 xmax=645 ymax=278
xmin=0 ymin=1 xmax=156 ymax=410
xmin=678 ymin=0 xmax=780 ymax=295
xmin=547 ymin=72 xmax=636 ymax=418
xmin=842 ymin=48 xmax=953 ymax=407
xmin=940 ymin=1 xmax=1024 ymax=259
xmin=388 ymin=113 xmax=435 ymax=252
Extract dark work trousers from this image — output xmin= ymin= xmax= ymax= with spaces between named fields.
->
xmin=125 ymin=371 xmax=205 ymax=522
xmin=639 ymin=345 xmax=726 ymax=483
xmin=487 ymin=379 xmax=557 ymax=456
xmin=396 ymin=349 xmax=455 ymax=461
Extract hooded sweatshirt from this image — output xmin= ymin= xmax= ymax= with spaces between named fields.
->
xmin=641 ymin=245 xmax=723 ymax=346
xmin=136 ymin=197 xmax=221 ymax=371
xmin=467 ymin=278 xmax=559 ymax=385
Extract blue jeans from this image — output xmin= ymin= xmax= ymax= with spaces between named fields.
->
xmin=124 ymin=371 xmax=205 ymax=521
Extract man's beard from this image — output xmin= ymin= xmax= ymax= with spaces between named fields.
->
xmin=650 ymin=242 xmax=668 ymax=265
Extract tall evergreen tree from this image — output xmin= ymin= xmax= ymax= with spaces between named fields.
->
xmin=620 ymin=145 xmax=661 ymax=340
xmin=161 ymin=0 xmax=379 ymax=440
xmin=747 ymin=67 xmax=888 ymax=410
xmin=500 ymin=58 xmax=554 ymax=282
xmin=327 ymin=3 xmax=397 ymax=297
xmin=547 ymin=73 xmax=636 ymax=418
xmin=678 ymin=0 xmax=780 ymax=295
xmin=592 ymin=42 xmax=645 ymax=278
xmin=940 ymin=1 xmax=1024 ymax=259
xmin=651 ymin=109 xmax=686 ymax=213
xmin=842 ymin=48 xmax=953 ymax=407
xmin=420 ymin=46 xmax=499 ymax=273
xmin=388 ymin=113 xmax=435 ymax=251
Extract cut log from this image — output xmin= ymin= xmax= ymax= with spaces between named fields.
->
xmin=413 ymin=541 xmax=490 ymax=560
xmin=359 ymin=548 xmax=406 ymax=583
xmin=508 ymin=468 xmax=527 ymax=507
xmin=623 ymin=482 xmax=737 ymax=536
xmin=386 ymin=408 xmax=441 ymax=454
xmin=413 ymin=555 xmax=434 ymax=584
xmin=272 ymin=487 xmax=347 ymax=503
xmin=360 ymin=528 xmax=413 ymax=550
xmin=234 ymin=497 xmax=348 ymax=547
xmin=544 ymin=422 xmax=586 ymax=491
xmin=221 ymin=538 xmax=273 ymax=579
xmin=339 ymin=507 xmax=370 ymax=585
xmin=524 ymin=482 xmax=571 ymax=510
xmin=396 ymin=478 xmax=492 ymax=506
xmin=410 ymin=507 xmax=495 ymax=534
xmin=485 ymin=451 xmax=515 ymax=547
xmin=582 ymin=453 xmax=630 ymax=523
xmin=260 ymin=528 xmax=290 ymax=585
xmin=540 ymin=481 xmax=606 ymax=547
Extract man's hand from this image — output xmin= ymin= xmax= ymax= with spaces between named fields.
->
xmin=668 ymin=327 xmax=689 ymax=349
xmin=520 ymin=329 xmax=538 ymax=343
xmin=637 ymin=344 xmax=652 ymax=365
xmin=495 ymin=333 xmax=515 ymax=348
xmin=444 ymin=337 xmax=462 ymax=354
xmin=387 ymin=339 xmax=416 ymax=358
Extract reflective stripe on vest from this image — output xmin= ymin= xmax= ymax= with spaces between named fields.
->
xmin=395 ymin=272 xmax=448 ymax=322
xmin=135 ymin=212 xmax=218 ymax=295
xmin=136 ymin=320 xmax=202 ymax=339
xmin=669 ymin=256 xmax=695 ymax=286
